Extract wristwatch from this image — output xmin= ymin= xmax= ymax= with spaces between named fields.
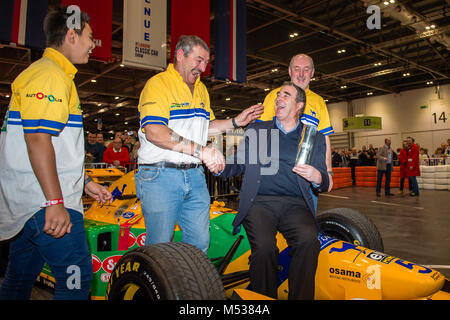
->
xmin=193 ymin=143 xmax=203 ymax=158
xmin=327 ymin=171 xmax=334 ymax=177
xmin=85 ymin=175 xmax=93 ymax=185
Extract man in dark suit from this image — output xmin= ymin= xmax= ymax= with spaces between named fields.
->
xmin=218 ymin=82 xmax=329 ymax=299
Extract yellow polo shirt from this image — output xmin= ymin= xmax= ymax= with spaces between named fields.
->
xmin=138 ymin=63 xmax=215 ymax=164
xmin=0 ymin=48 xmax=84 ymax=240
xmin=258 ymin=86 xmax=334 ymax=136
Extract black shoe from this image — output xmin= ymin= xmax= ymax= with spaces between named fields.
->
xmin=376 ymin=193 xmax=380 ymax=197
xmin=385 ymin=193 xmax=395 ymax=196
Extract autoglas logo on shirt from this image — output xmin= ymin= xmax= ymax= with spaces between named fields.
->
xmin=26 ymin=92 xmax=62 ymax=103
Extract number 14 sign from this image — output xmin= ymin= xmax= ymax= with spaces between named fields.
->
xmin=430 ymin=99 xmax=450 ymax=129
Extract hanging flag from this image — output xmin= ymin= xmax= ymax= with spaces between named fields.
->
xmin=171 ymin=0 xmax=210 ymax=75
xmin=214 ymin=0 xmax=247 ymax=83
xmin=122 ymin=0 xmax=167 ymax=71
xmin=61 ymin=0 xmax=112 ymax=62
xmin=0 ymin=0 xmax=48 ymax=50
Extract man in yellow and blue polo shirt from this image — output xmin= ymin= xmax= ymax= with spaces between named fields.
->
xmin=0 ymin=7 xmax=111 ymax=300
xmin=136 ymin=35 xmax=263 ymax=252
xmin=258 ymin=54 xmax=334 ymax=192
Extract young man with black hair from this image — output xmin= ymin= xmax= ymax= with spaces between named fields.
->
xmin=0 ymin=7 xmax=111 ymax=300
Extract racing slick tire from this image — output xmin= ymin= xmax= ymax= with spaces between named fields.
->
xmin=106 ymin=242 xmax=226 ymax=300
xmin=317 ymin=208 xmax=384 ymax=252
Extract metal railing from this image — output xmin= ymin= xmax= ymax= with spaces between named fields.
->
xmin=205 ymin=168 xmax=242 ymax=201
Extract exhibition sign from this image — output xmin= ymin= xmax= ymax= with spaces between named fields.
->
xmin=343 ymin=116 xmax=382 ymax=132
xmin=122 ymin=0 xmax=167 ymax=71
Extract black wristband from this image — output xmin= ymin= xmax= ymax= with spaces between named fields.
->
xmin=85 ymin=175 xmax=93 ymax=186
xmin=232 ymin=118 xmax=239 ymax=129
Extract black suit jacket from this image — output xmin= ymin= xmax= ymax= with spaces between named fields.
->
xmin=218 ymin=120 xmax=329 ymax=234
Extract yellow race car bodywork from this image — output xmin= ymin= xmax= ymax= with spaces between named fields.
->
xmin=82 ymin=170 xmax=448 ymax=300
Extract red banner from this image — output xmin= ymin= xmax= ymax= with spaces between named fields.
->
xmin=61 ymin=0 xmax=112 ymax=62
xmin=171 ymin=0 xmax=210 ymax=75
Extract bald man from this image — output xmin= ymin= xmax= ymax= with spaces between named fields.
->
xmin=258 ymin=53 xmax=334 ymax=192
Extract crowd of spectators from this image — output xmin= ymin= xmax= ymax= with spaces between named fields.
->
xmin=84 ymin=130 xmax=139 ymax=169
xmin=86 ymin=130 xmax=449 ymax=171
xmin=331 ymin=138 xmax=449 ymax=169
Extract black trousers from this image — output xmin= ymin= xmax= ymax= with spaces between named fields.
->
xmin=242 ymin=195 xmax=320 ymax=300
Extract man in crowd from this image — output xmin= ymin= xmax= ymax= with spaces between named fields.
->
xmin=96 ymin=132 xmax=106 ymax=152
xmin=136 ymin=35 xmax=263 ymax=252
xmin=218 ymin=82 xmax=329 ymax=299
xmin=0 ymin=7 xmax=111 ymax=300
xmin=376 ymin=138 xmax=394 ymax=197
xmin=349 ymin=147 xmax=359 ymax=185
xmin=331 ymin=147 xmax=342 ymax=167
xmin=85 ymin=132 xmax=104 ymax=163
xmin=257 ymin=53 xmax=334 ymax=191
xmin=103 ymin=137 xmax=130 ymax=167
xmin=358 ymin=145 xmax=371 ymax=166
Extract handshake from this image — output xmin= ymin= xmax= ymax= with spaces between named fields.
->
xmin=196 ymin=145 xmax=225 ymax=174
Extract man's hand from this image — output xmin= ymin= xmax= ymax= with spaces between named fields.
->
xmin=234 ymin=104 xmax=264 ymax=127
xmin=199 ymin=146 xmax=225 ymax=174
xmin=43 ymin=205 xmax=72 ymax=238
xmin=328 ymin=173 xmax=333 ymax=192
xmin=292 ymin=164 xmax=322 ymax=185
xmin=84 ymin=180 xmax=113 ymax=205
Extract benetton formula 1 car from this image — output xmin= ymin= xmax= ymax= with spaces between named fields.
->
xmin=37 ymin=170 xmax=449 ymax=300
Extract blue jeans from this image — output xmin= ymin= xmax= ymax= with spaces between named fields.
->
xmin=409 ymin=176 xmax=419 ymax=195
xmin=135 ymin=165 xmax=211 ymax=252
xmin=376 ymin=164 xmax=392 ymax=194
xmin=0 ymin=209 xmax=92 ymax=300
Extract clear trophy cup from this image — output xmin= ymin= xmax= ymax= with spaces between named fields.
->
xmin=295 ymin=118 xmax=318 ymax=166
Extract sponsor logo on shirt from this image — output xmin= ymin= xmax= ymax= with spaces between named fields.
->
xmin=25 ymin=92 xmax=62 ymax=103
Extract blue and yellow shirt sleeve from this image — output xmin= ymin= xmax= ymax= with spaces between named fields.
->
xmin=17 ymin=72 xmax=70 ymax=135
xmin=138 ymin=77 xmax=170 ymax=128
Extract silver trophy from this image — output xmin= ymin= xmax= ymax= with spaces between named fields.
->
xmin=295 ymin=119 xmax=318 ymax=166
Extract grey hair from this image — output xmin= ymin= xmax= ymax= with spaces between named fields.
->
xmin=173 ymin=35 xmax=209 ymax=64
xmin=282 ymin=81 xmax=306 ymax=104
